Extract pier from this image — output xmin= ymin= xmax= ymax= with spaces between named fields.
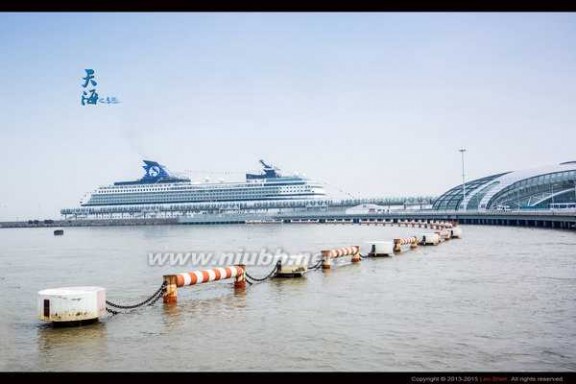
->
xmin=2 ymin=210 xmax=575 ymax=229
xmin=272 ymin=211 xmax=576 ymax=230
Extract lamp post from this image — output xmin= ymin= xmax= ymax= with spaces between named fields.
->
xmin=459 ymin=148 xmax=466 ymax=211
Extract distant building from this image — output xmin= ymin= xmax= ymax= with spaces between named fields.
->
xmin=433 ymin=161 xmax=576 ymax=211
xmin=345 ymin=204 xmax=390 ymax=214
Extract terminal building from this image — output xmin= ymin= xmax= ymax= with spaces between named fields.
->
xmin=433 ymin=161 xmax=576 ymax=211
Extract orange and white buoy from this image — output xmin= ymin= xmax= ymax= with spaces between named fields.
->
xmin=163 ymin=265 xmax=246 ymax=304
xmin=321 ymin=246 xmax=361 ymax=269
xmin=393 ymin=237 xmax=418 ymax=252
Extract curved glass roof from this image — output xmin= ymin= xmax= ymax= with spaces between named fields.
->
xmin=432 ymin=173 xmax=509 ymax=211
xmin=433 ymin=162 xmax=576 ymax=211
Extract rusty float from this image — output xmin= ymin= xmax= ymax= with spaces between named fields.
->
xmin=321 ymin=246 xmax=361 ymax=270
xmin=163 ymin=264 xmax=246 ymax=304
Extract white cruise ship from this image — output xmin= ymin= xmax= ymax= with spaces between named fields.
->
xmin=79 ymin=160 xmax=326 ymax=207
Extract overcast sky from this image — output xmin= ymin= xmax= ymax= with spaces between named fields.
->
xmin=1 ymin=12 xmax=575 ymax=219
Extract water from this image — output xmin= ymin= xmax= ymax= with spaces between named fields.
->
xmin=0 ymin=224 xmax=574 ymax=371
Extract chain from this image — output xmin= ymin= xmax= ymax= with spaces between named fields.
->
xmin=245 ymin=264 xmax=279 ymax=283
xmin=147 ymin=285 xmax=167 ymax=306
xmin=308 ymin=259 xmax=323 ymax=270
xmin=106 ymin=307 xmax=120 ymax=315
xmin=105 ymin=281 xmax=167 ymax=312
xmin=308 ymin=258 xmax=320 ymax=268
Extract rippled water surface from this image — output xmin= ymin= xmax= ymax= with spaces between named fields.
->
xmin=0 ymin=224 xmax=574 ymax=371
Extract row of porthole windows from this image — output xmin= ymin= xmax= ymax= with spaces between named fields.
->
xmin=93 ymin=192 xmax=319 ymax=202
xmin=90 ymin=191 xmax=319 ymax=200
xmin=76 ymin=199 xmax=335 ymax=212
xmin=91 ymin=189 xmax=315 ymax=201
xmin=98 ymin=183 xmax=309 ymax=193
xmin=89 ymin=198 xmax=323 ymax=208
xmin=90 ymin=193 xmax=295 ymax=203
xmin=87 ymin=197 xmax=314 ymax=206
xmin=97 ymin=187 xmax=309 ymax=195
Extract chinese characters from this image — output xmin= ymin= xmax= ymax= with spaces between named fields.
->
xmin=81 ymin=69 xmax=120 ymax=106
xmin=81 ymin=69 xmax=99 ymax=105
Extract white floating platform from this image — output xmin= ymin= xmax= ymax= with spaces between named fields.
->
xmin=38 ymin=286 xmax=106 ymax=325
xmin=450 ymin=227 xmax=463 ymax=238
xmin=275 ymin=263 xmax=308 ymax=277
xmin=420 ymin=233 xmax=440 ymax=245
xmin=366 ymin=241 xmax=394 ymax=256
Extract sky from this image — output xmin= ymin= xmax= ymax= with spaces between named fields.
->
xmin=1 ymin=12 xmax=576 ymax=219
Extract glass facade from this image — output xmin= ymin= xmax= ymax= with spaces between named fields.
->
xmin=433 ymin=163 xmax=576 ymax=211
xmin=488 ymin=171 xmax=576 ymax=209
xmin=432 ymin=173 xmax=508 ymax=210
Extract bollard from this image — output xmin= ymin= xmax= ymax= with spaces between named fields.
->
xmin=163 ymin=275 xmax=178 ymax=304
xmin=321 ymin=250 xmax=332 ymax=269
xmin=351 ymin=245 xmax=361 ymax=263
xmin=234 ymin=264 xmax=246 ymax=289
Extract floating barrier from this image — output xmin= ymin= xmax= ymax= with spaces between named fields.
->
xmin=393 ymin=236 xmax=418 ymax=253
xmin=321 ymin=246 xmax=360 ymax=269
xmin=38 ymin=286 xmax=105 ymax=326
xmin=36 ymin=223 xmax=464 ymax=322
xmin=163 ymin=265 xmax=246 ymax=304
xmin=351 ymin=219 xmax=458 ymax=230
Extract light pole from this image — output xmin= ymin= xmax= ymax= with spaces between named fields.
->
xmin=459 ymin=148 xmax=466 ymax=211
